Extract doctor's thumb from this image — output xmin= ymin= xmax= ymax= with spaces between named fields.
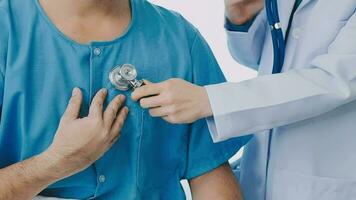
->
xmin=142 ymin=79 xmax=153 ymax=85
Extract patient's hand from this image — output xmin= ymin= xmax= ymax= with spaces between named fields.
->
xmin=189 ymin=163 xmax=243 ymax=200
xmin=46 ymin=88 xmax=129 ymax=178
xmin=0 ymin=88 xmax=129 ymax=200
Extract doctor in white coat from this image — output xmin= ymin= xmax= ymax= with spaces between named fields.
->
xmin=132 ymin=0 xmax=356 ymax=199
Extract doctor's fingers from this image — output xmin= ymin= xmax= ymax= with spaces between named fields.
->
xmin=103 ymin=95 xmax=126 ymax=127
xmin=62 ymin=88 xmax=83 ymax=121
xmin=140 ymin=94 xmax=168 ymax=109
xmin=148 ymin=106 xmax=171 ymax=117
xmin=109 ymin=106 xmax=129 ymax=141
xmin=162 ymin=111 xmax=190 ymax=124
xmin=131 ymin=83 xmax=162 ymax=101
xmin=162 ymin=115 xmax=181 ymax=124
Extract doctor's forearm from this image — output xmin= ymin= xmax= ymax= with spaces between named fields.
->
xmin=0 ymin=151 xmax=65 ymax=200
xmin=206 ymin=66 xmax=356 ymax=141
xmin=208 ymin=12 xmax=356 ymax=142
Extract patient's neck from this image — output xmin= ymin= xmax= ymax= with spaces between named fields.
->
xmin=39 ymin=0 xmax=131 ymax=44
xmin=40 ymin=0 xmax=129 ymax=18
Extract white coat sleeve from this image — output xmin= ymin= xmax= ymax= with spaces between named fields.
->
xmin=207 ymin=11 xmax=356 ymax=142
xmin=226 ymin=10 xmax=268 ymax=70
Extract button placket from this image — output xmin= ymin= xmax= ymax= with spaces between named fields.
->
xmin=90 ymin=46 xmax=108 ymax=195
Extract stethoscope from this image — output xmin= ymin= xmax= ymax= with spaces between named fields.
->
xmin=109 ymin=64 xmax=144 ymax=91
xmin=265 ymin=0 xmax=285 ymax=74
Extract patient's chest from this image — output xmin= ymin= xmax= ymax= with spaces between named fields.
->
xmin=0 ymin=30 xmax=193 ymax=195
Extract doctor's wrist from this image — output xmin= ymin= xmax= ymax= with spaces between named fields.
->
xmin=225 ymin=0 xmax=264 ymax=25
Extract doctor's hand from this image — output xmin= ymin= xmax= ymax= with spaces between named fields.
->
xmin=45 ymin=88 xmax=129 ymax=179
xmin=225 ymin=0 xmax=264 ymax=25
xmin=131 ymin=79 xmax=212 ymax=124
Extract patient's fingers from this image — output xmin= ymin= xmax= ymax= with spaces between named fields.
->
xmin=89 ymin=89 xmax=107 ymax=118
xmin=104 ymin=95 xmax=125 ymax=128
xmin=62 ymin=88 xmax=83 ymax=121
xmin=110 ymin=107 xmax=129 ymax=140
xmin=131 ymin=83 xmax=162 ymax=101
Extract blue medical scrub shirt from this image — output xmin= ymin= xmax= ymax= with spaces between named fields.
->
xmin=0 ymin=0 xmax=251 ymax=199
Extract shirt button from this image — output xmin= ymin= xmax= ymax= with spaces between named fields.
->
xmin=292 ymin=28 xmax=301 ymax=39
xmin=93 ymin=48 xmax=102 ymax=56
xmin=99 ymin=175 xmax=106 ymax=183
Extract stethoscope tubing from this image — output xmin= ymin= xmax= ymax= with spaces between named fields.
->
xmin=265 ymin=0 xmax=285 ymax=74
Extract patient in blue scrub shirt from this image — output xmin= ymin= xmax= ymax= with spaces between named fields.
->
xmin=0 ymin=0 xmax=251 ymax=199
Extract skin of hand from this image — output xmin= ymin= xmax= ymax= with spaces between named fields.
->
xmin=189 ymin=163 xmax=243 ymax=200
xmin=131 ymin=79 xmax=212 ymax=124
xmin=0 ymin=88 xmax=129 ymax=200
xmin=46 ymin=88 xmax=129 ymax=177
xmin=225 ymin=0 xmax=264 ymax=25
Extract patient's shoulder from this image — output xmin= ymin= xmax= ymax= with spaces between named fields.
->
xmin=0 ymin=0 xmax=6 ymax=5
xmin=140 ymin=1 xmax=199 ymax=44
xmin=0 ymin=0 xmax=9 ymax=11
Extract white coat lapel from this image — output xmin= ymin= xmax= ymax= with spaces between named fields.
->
xmin=297 ymin=0 xmax=316 ymax=11
xmin=281 ymin=0 xmax=319 ymax=72
xmin=276 ymin=0 xmax=295 ymax=37
xmin=290 ymin=0 xmax=354 ymax=71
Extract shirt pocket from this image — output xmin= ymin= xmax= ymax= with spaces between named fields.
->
xmin=272 ymin=169 xmax=356 ymax=200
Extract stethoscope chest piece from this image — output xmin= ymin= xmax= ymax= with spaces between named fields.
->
xmin=109 ymin=64 xmax=144 ymax=91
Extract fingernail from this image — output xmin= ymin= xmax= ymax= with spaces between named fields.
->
xmin=124 ymin=107 xmax=129 ymax=114
xmin=102 ymin=88 xmax=107 ymax=94
xmin=72 ymin=87 xmax=80 ymax=96
xmin=131 ymin=93 xmax=136 ymax=101
xmin=119 ymin=95 xmax=126 ymax=101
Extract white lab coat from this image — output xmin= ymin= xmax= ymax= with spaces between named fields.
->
xmin=205 ymin=0 xmax=356 ymax=199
